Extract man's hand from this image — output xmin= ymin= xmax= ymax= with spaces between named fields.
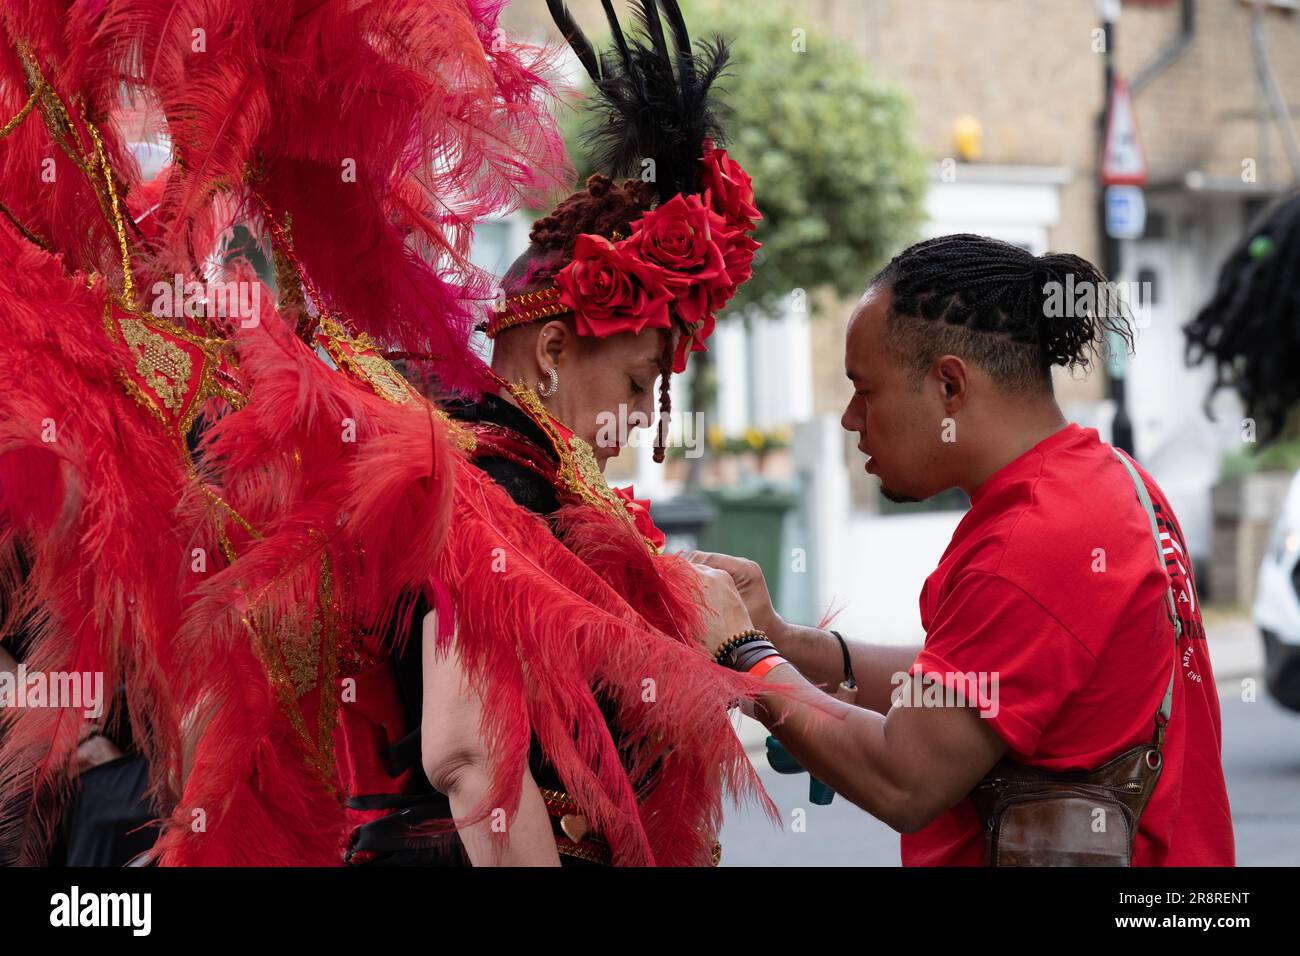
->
xmin=687 ymin=561 xmax=754 ymax=658
xmin=684 ymin=550 xmax=782 ymax=640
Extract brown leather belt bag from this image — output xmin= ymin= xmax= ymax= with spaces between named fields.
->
xmin=969 ymin=448 xmax=1179 ymax=867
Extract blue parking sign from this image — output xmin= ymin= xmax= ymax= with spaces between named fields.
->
xmin=1106 ymin=185 xmax=1146 ymax=240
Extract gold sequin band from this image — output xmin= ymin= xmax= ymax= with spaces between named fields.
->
xmin=485 ymin=285 xmax=569 ymax=338
xmin=538 ymin=787 xmax=721 ymax=866
xmin=555 ymin=838 xmax=611 ymax=866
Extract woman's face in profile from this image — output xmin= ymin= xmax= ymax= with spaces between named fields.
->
xmin=546 ymin=327 xmax=667 ymax=468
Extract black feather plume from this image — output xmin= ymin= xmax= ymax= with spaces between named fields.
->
xmin=551 ymin=0 xmax=732 ymax=204
xmin=547 ymin=0 xmax=602 ymax=83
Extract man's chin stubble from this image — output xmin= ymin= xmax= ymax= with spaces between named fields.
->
xmin=879 ymin=485 xmax=923 ymax=504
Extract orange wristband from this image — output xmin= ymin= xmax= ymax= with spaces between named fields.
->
xmin=748 ymin=655 xmax=788 ymax=680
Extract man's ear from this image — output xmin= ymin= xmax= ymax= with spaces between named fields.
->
xmin=934 ymin=355 xmax=969 ymax=412
xmin=533 ymin=320 xmax=571 ymax=372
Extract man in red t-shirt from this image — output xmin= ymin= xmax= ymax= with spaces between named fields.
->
xmin=690 ymin=234 xmax=1235 ymax=866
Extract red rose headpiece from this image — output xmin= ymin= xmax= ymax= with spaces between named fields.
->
xmin=487 ymin=144 xmax=759 ymax=371
xmin=486 ymin=1 xmax=760 ymax=374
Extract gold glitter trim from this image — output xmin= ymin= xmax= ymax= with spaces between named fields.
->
xmin=317 ymin=319 xmax=478 ymax=452
xmin=319 ymin=316 xmax=414 ymax=405
xmin=555 ymin=840 xmax=610 ymax=866
xmin=486 ymin=286 xmax=570 ymax=338
xmin=0 ymin=75 xmax=42 ymax=137
xmin=434 ymin=406 xmax=477 ymax=453
xmin=506 ymin=381 xmax=656 ymax=553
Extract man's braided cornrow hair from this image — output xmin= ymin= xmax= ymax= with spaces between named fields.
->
xmin=870 ymin=234 xmax=1134 ymax=393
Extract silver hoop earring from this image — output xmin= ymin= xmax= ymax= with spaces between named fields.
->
xmin=537 ymin=366 xmax=559 ymax=398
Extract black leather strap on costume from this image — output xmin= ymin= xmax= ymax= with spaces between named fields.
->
xmin=379 ymin=728 xmax=423 ymax=778
xmin=344 ymin=799 xmax=467 ymax=866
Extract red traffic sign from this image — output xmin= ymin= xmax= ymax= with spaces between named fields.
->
xmin=1101 ymin=77 xmax=1147 ymax=187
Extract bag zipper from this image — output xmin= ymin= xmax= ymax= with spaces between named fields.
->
xmin=977 ymin=776 xmax=1143 ymax=794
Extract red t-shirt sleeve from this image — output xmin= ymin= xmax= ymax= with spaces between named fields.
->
xmin=910 ymin=571 xmax=1101 ymax=756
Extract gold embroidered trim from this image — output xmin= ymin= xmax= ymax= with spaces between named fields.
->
xmin=276 ymin=607 xmax=323 ymax=697
xmin=538 ymin=787 xmax=580 ymax=811
xmin=436 ymin=407 xmax=478 ymax=453
xmin=567 ymin=433 xmax=630 ymax=514
xmin=507 ymin=382 xmax=619 ymax=515
xmin=555 ymin=840 xmax=611 ymax=866
xmin=119 ymin=318 xmax=192 ymax=411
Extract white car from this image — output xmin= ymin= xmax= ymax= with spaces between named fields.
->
xmin=1255 ymin=469 xmax=1300 ymax=712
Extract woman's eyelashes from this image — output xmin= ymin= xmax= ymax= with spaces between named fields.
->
xmin=629 ymin=376 xmax=646 ymax=396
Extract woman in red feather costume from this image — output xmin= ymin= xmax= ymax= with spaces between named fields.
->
xmin=0 ymin=0 xmax=784 ymax=868
xmin=350 ymin=0 xmax=776 ymax=866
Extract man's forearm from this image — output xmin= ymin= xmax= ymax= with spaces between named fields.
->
xmin=851 ymin=641 xmax=923 ymax=714
xmin=754 ymin=663 xmax=915 ymax=831
xmin=773 ymin=623 xmax=920 ymax=715
xmin=752 ymin=662 xmax=1008 ymax=835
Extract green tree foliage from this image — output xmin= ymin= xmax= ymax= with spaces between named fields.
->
xmin=560 ymin=0 xmax=928 ymax=318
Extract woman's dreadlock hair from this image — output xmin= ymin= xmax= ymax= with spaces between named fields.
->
xmin=870 ymin=234 xmax=1134 ymax=393
xmin=1184 ymin=192 xmax=1300 ymax=442
xmin=502 ymin=174 xmax=656 ymax=294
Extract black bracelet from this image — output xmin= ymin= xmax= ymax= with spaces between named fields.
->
xmin=829 ymin=629 xmax=856 ymax=689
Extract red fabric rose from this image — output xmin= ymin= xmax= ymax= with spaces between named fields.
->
xmin=612 ymin=484 xmax=666 ymax=551
xmin=555 ymin=233 xmax=673 ymax=337
xmin=709 ymin=228 xmax=761 ymax=313
xmin=672 ymin=311 xmax=715 ymax=373
xmin=627 ymin=193 xmax=729 ymax=330
xmin=672 ymin=225 xmax=759 ymax=372
xmin=549 ymin=146 xmax=761 ymax=375
xmin=699 ymin=141 xmax=761 ymax=228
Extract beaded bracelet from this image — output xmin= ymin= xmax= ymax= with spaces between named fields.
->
xmin=713 ymin=628 xmax=767 ymax=666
